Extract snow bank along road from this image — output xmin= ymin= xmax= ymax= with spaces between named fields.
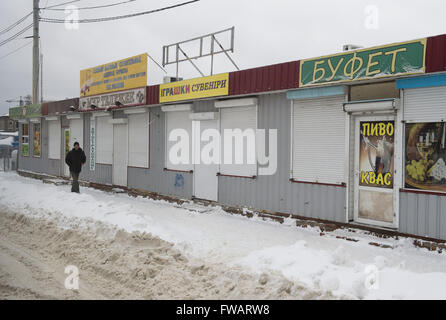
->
xmin=1 ymin=172 xmax=446 ymax=299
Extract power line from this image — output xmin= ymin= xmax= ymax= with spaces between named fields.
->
xmin=0 ymin=41 xmax=33 ymax=60
xmin=0 ymin=12 xmax=32 ymax=36
xmin=0 ymin=23 xmax=34 ymax=48
xmin=39 ymin=0 xmax=200 ymax=23
xmin=41 ymin=0 xmax=81 ymax=10
xmin=42 ymin=0 xmax=136 ymax=11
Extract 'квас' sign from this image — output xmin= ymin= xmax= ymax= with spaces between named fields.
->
xmin=300 ymin=39 xmax=426 ymax=87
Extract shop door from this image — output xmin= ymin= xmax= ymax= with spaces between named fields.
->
xmin=113 ymin=124 xmax=128 ymax=187
xmin=193 ymin=120 xmax=219 ymax=202
xmin=63 ymin=128 xmax=70 ymax=177
xmin=354 ymin=115 xmax=397 ymax=228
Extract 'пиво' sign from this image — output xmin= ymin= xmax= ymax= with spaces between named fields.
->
xmin=300 ymin=39 xmax=426 ymax=87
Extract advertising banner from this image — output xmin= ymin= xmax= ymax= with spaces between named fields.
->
xmin=65 ymin=129 xmax=70 ymax=158
xmin=359 ymin=121 xmax=395 ymax=189
xmin=22 ymin=143 xmax=29 ymax=156
xmin=9 ymin=104 xmax=42 ymax=120
xmin=160 ymin=73 xmax=229 ymax=103
xmin=80 ymin=53 xmax=147 ymax=97
xmin=300 ymin=39 xmax=426 ymax=87
xmin=33 ymin=122 xmax=41 ymax=157
xmin=79 ymin=87 xmax=146 ymax=111
xmin=90 ymin=117 xmax=96 ymax=171
xmin=405 ymin=122 xmax=446 ymax=192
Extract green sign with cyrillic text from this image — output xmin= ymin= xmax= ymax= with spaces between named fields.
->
xmin=9 ymin=104 xmax=42 ymax=120
xmin=300 ymin=39 xmax=426 ymax=87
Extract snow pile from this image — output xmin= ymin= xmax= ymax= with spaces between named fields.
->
xmin=0 ymin=136 xmax=14 ymax=146
xmin=0 ymin=131 xmax=18 ymax=136
xmin=0 ymin=172 xmax=446 ymax=299
xmin=1 ymin=211 xmax=319 ymax=299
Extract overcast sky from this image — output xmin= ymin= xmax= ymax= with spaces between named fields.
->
xmin=0 ymin=0 xmax=445 ymax=115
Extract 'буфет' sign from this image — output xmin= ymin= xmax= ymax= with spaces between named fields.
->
xmin=300 ymin=39 xmax=426 ymax=87
xmin=80 ymin=53 xmax=147 ymax=97
xmin=160 ymin=73 xmax=229 ymax=103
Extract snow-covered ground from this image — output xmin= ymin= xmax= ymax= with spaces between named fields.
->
xmin=0 ymin=171 xmax=446 ymax=299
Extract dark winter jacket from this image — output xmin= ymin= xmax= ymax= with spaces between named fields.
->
xmin=65 ymin=148 xmax=86 ymax=173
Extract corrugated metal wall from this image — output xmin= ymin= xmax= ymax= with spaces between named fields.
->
xmin=146 ymin=85 xmax=160 ymax=106
xmin=18 ymin=119 xmax=60 ymax=176
xmin=218 ymin=93 xmax=347 ymax=222
xmin=400 ymin=191 xmax=446 ymax=240
xmin=127 ymin=107 xmax=193 ymax=199
xmin=426 ymin=34 xmax=446 ymax=73
xmin=229 ymin=61 xmax=300 ymax=96
xmin=42 ymin=98 xmax=79 ymax=116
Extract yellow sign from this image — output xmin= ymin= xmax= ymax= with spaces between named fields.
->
xmin=160 ymin=73 xmax=229 ymax=103
xmin=80 ymin=53 xmax=147 ymax=97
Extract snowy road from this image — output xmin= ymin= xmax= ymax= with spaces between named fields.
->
xmin=1 ymin=172 xmax=446 ymax=299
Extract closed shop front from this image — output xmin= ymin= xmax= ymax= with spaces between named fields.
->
xmin=95 ymin=115 xmax=113 ymax=165
xmin=215 ymin=98 xmax=258 ymax=178
xmin=126 ymin=109 xmax=150 ymax=169
xmin=68 ymin=115 xmax=83 ymax=149
xmin=290 ymin=94 xmax=346 ymax=186
xmin=47 ymin=117 xmax=61 ymax=160
xmin=163 ymin=104 xmax=193 ymax=173
xmin=396 ymin=74 xmax=446 ymax=239
xmin=398 ymin=75 xmax=446 ymax=194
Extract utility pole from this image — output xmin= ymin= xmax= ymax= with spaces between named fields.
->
xmin=40 ymin=53 xmax=43 ymax=104
xmin=32 ymin=0 xmax=40 ymax=105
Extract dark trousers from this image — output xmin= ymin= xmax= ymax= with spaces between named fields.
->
xmin=70 ymin=171 xmax=80 ymax=193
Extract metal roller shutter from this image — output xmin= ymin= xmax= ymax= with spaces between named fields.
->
xmin=220 ymin=105 xmax=257 ymax=177
xmin=292 ymin=95 xmax=346 ymax=185
xmin=48 ymin=119 xmax=61 ymax=159
xmin=69 ymin=118 xmax=83 ymax=150
xmin=403 ymin=86 xmax=446 ymax=122
xmin=165 ymin=110 xmax=193 ymax=171
xmin=96 ymin=116 xmax=113 ymax=164
xmin=128 ymin=112 xmax=149 ymax=168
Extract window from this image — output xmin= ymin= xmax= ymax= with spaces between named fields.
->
xmin=48 ymin=119 xmax=61 ymax=159
xmin=405 ymin=122 xmax=446 ymax=192
xmin=291 ymin=96 xmax=346 ymax=185
xmin=96 ymin=116 xmax=113 ymax=164
xmin=219 ymin=105 xmax=257 ymax=177
xmin=128 ymin=112 xmax=149 ymax=168
xmin=21 ymin=122 xmax=29 ymax=156
xmin=32 ymin=122 xmax=41 ymax=157
xmin=165 ymin=110 xmax=192 ymax=172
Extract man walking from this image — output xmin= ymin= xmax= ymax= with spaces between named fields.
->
xmin=65 ymin=142 xmax=86 ymax=193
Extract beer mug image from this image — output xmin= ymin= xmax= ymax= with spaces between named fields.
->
xmin=362 ymin=133 xmax=393 ymax=175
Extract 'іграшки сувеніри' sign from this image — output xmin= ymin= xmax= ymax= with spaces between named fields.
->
xmin=160 ymin=73 xmax=229 ymax=103
xmin=299 ymin=39 xmax=426 ymax=87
